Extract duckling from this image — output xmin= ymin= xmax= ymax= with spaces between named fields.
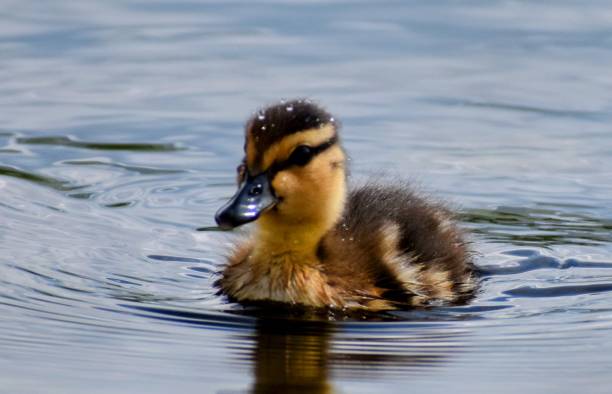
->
xmin=214 ymin=99 xmax=476 ymax=311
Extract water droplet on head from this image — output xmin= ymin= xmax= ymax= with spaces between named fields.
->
xmin=260 ymin=125 xmax=266 ymax=131
xmin=257 ymin=111 xmax=265 ymax=121
xmin=286 ymin=104 xmax=294 ymax=112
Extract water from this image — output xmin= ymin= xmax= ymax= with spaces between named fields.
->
xmin=1 ymin=1 xmax=612 ymax=393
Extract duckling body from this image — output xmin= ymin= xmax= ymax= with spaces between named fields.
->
xmin=215 ymin=100 xmax=476 ymax=311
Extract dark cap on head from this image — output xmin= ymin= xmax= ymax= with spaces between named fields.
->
xmin=246 ymin=99 xmax=337 ymax=154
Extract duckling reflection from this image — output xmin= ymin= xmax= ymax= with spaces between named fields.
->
xmin=251 ymin=318 xmax=333 ymax=394
xmin=247 ymin=315 xmax=464 ymax=394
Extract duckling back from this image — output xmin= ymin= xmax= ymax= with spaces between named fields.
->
xmin=318 ymin=181 xmax=476 ymax=309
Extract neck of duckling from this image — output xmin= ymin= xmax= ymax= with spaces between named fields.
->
xmin=252 ymin=183 xmax=346 ymax=265
xmin=253 ymin=221 xmax=331 ymax=263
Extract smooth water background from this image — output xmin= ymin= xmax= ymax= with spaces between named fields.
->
xmin=2 ymin=1 xmax=612 ymax=393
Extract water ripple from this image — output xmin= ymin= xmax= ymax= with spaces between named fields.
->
xmin=462 ymin=206 xmax=612 ymax=246
xmin=428 ymin=97 xmax=607 ymax=120
xmin=2 ymin=0 xmax=612 ymax=392
xmin=16 ymin=135 xmax=184 ymax=152
xmin=0 ymin=164 xmax=84 ymax=191
xmin=504 ymin=283 xmax=612 ymax=298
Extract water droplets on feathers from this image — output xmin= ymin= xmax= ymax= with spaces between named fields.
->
xmin=246 ymin=99 xmax=337 ymax=153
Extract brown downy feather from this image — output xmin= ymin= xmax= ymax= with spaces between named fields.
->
xmin=215 ymin=99 xmax=477 ymax=311
xmin=318 ymin=182 xmax=476 ymax=309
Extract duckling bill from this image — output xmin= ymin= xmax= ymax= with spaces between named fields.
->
xmin=214 ymin=99 xmax=476 ymax=311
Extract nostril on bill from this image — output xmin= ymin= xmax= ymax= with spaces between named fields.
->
xmin=249 ymin=183 xmax=263 ymax=196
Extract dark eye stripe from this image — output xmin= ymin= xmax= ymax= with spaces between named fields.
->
xmin=268 ymin=135 xmax=338 ymax=176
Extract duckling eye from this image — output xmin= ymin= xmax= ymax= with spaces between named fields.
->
xmin=288 ymin=145 xmax=313 ymax=167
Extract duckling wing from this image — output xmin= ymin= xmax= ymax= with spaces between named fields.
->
xmin=338 ymin=182 xmax=476 ymax=306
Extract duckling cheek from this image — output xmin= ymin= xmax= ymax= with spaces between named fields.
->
xmin=270 ymin=172 xmax=295 ymax=203
xmin=271 ymin=171 xmax=310 ymax=216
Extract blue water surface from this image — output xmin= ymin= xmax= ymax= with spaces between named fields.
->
xmin=1 ymin=1 xmax=612 ymax=393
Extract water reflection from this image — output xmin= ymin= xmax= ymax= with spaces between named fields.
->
xmin=2 ymin=0 xmax=612 ymax=392
xmin=251 ymin=319 xmax=333 ymax=394
xmin=0 ymin=164 xmax=83 ymax=192
xmin=461 ymin=207 xmax=612 ymax=246
xmin=16 ymin=135 xmax=183 ymax=152
xmin=247 ymin=317 xmax=465 ymax=394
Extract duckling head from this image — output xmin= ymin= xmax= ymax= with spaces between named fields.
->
xmin=215 ymin=99 xmax=346 ymax=243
